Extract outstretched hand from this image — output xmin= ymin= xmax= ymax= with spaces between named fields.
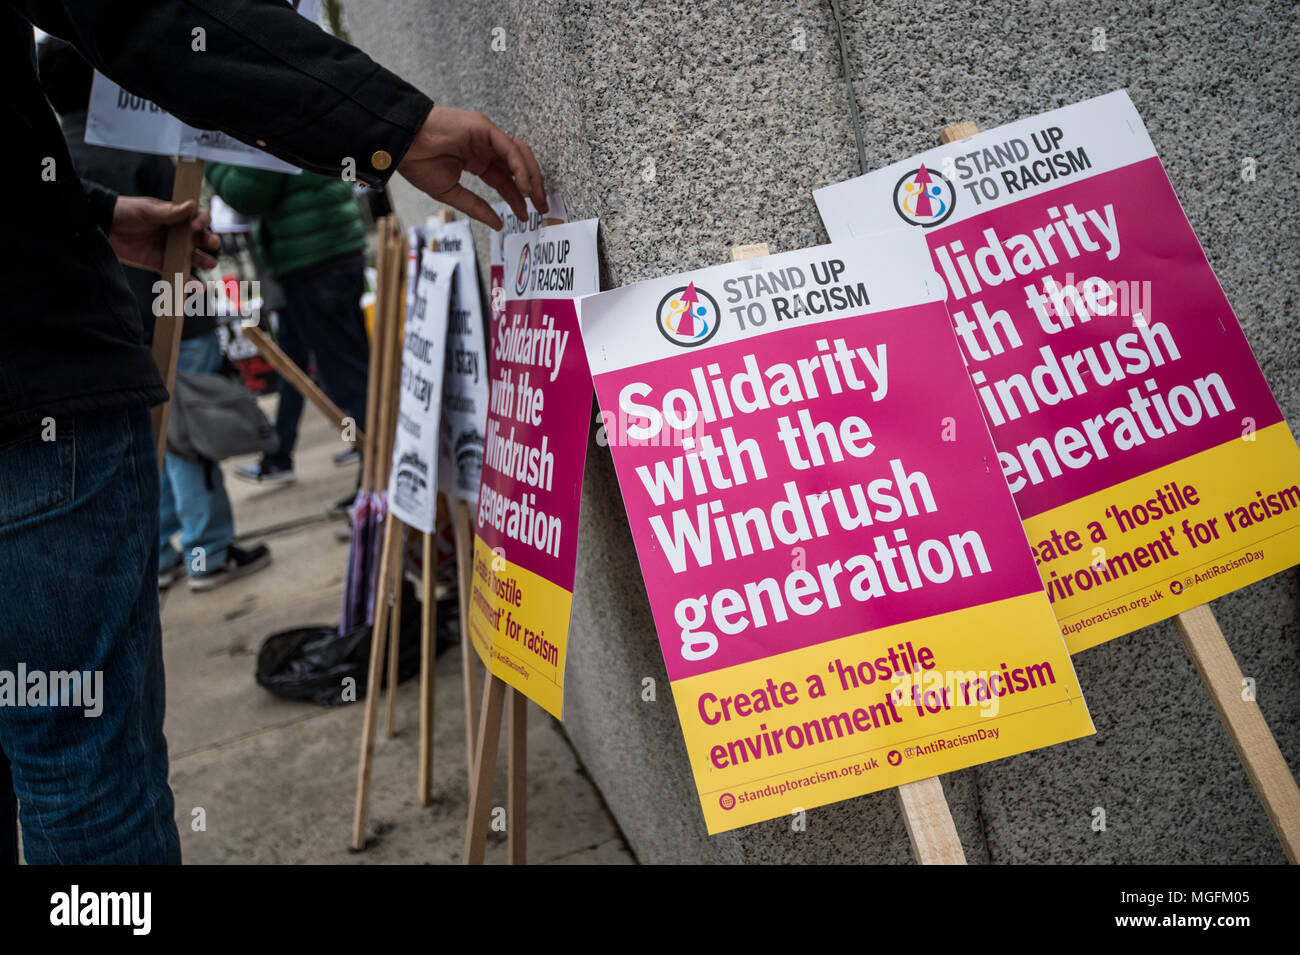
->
xmin=108 ymin=197 xmax=219 ymax=273
xmin=397 ymin=105 xmax=548 ymax=230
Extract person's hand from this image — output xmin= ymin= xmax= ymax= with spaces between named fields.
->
xmin=396 ymin=105 xmax=547 ymax=230
xmin=108 ymin=197 xmax=220 ymax=273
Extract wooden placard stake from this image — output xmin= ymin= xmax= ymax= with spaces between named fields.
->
xmin=418 ymin=527 xmax=438 ymax=804
xmin=730 ymin=239 xmax=967 ymax=864
xmin=351 ymin=221 xmax=409 ymax=849
xmin=508 ymin=689 xmax=527 ymax=864
xmin=150 ymin=157 xmax=206 ymax=468
xmin=938 ymin=119 xmax=1300 ymax=862
xmin=1175 ymin=604 xmax=1300 ymax=861
xmin=240 ymin=323 xmax=364 ymax=446
xmin=463 ymin=670 xmax=507 ymax=864
xmin=378 ymin=223 xmax=408 ymax=738
xmin=453 ymin=499 xmax=481 ymax=783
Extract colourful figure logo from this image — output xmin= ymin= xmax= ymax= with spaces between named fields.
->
xmin=514 ymin=241 xmax=532 ymax=296
xmin=656 ymin=281 xmax=721 ymax=347
xmin=893 ymin=162 xmax=956 ymax=227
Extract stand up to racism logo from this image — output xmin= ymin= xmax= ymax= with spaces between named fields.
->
xmin=893 ymin=162 xmax=956 ymax=227
xmin=656 ymin=281 xmax=721 ymax=347
xmin=514 ymin=240 xmax=533 ymax=295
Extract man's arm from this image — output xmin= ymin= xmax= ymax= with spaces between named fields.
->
xmin=14 ymin=0 xmax=545 ymax=225
xmin=80 ymin=179 xmax=119 ymax=234
xmin=16 ymin=0 xmax=427 ymax=186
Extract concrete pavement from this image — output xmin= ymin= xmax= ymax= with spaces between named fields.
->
xmin=160 ymin=393 xmax=633 ymax=864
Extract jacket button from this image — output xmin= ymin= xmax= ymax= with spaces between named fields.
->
xmin=371 ymin=149 xmax=392 ymax=171
xmin=256 ymin=139 xmax=267 ymax=147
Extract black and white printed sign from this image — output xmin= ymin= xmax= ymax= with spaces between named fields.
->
xmin=387 ymin=246 xmax=455 ymax=533
xmin=423 ymin=218 xmax=489 ymax=503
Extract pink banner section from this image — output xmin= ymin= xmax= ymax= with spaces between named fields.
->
xmin=922 ymin=158 xmax=1284 ymax=520
xmin=592 ymin=300 xmax=1045 ymax=682
xmin=476 ymin=296 xmax=590 ymax=589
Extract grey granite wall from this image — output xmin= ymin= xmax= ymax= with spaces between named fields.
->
xmin=343 ymin=0 xmax=1298 ymax=863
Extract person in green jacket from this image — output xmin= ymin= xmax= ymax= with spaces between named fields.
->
xmin=207 ymin=163 xmax=369 ymax=484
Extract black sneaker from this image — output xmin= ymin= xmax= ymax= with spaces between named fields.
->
xmin=188 ymin=543 xmax=272 ymax=592
xmin=234 ymin=458 xmax=296 ymax=486
xmin=158 ymin=562 xmax=185 ymax=591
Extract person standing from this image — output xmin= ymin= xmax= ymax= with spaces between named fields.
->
xmin=36 ymin=36 xmax=270 ymax=592
xmin=2 ymin=0 xmax=546 ymax=864
xmin=206 ymin=164 xmax=370 ymax=486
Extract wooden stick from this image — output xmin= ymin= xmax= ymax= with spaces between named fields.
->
xmin=896 ymin=775 xmax=966 ymax=864
xmin=369 ymin=221 xmax=399 ymax=489
xmin=730 ymin=239 xmax=966 ymax=864
xmin=453 ymin=499 xmax=480 ymax=782
xmin=1175 ymin=604 xmax=1300 ymax=862
xmin=418 ymin=529 xmax=437 ymax=805
xmin=378 ymin=226 xmax=409 ymax=733
xmin=351 ymin=509 xmax=401 ymax=850
xmin=150 ymin=157 xmax=206 ymax=468
xmin=359 ymin=218 xmax=388 ymax=496
xmin=384 ymin=524 xmax=405 ymax=738
xmin=241 ymin=323 xmax=363 ymax=446
xmin=508 ymin=689 xmax=527 ymax=864
xmin=350 ymin=221 xmax=407 ymax=849
xmin=939 ymin=120 xmax=979 ymax=143
xmin=463 ymin=670 xmax=507 ymax=864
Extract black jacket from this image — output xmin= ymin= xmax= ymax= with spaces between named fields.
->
xmin=2 ymin=0 xmax=432 ymax=438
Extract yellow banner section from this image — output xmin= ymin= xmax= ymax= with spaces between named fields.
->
xmin=671 ymin=592 xmax=1093 ymax=834
xmin=1027 ymin=422 xmax=1300 ymax=653
xmin=466 ymin=533 xmax=570 ymax=719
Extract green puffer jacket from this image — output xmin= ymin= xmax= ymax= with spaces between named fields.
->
xmin=206 ymin=163 xmax=365 ymax=279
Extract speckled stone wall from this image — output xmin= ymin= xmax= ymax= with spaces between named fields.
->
xmin=343 ymin=0 xmax=1298 ymax=863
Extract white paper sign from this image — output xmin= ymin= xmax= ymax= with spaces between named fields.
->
xmin=420 ymin=218 xmax=490 ymax=503
xmin=85 ymin=73 xmax=300 ymax=173
xmin=387 ymin=248 xmax=456 ymax=534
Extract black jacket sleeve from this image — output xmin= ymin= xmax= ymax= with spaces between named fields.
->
xmin=80 ymin=179 xmax=118 ymax=234
xmin=12 ymin=0 xmax=432 ymax=186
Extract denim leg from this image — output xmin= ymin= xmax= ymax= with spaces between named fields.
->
xmin=280 ymin=263 xmax=369 ymax=431
xmin=0 ymin=749 xmax=16 ymax=864
xmin=158 ymin=462 xmax=182 ymax=573
xmin=0 ymin=407 xmax=180 ymax=864
xmin=161 ymin=333 xmax=235 ymax=576
xmin=272 ymin=307 xmax=308 ymax=466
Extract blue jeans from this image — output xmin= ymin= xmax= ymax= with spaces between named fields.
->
xmin=159 ymin=333 xmax=235 ymax=577
xmin=0 ymin=406 xmax=180 ymax=863
xmin=271 ymin=256 xmax=369 ymax=465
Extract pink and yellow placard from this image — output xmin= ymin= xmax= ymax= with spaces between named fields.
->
xmin=818 ymin=91 xmax=1300 ymax=651
xmin=580 ymin=233 xmax=1093 ymax=833
xmin=467 ymin=218 xmax=597 ymax=719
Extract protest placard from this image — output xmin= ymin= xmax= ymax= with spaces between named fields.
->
xmin=580 ymin=231 xmax=1094 ymax=834
xmin=386 ymin=245 xmax=456 ymax=534
xmin=423 ymin=217 xmax=490 ymax=504
xmin=816 ymin=91 xmax=1300 ymax=653
xmin=85 ymin=72 xmax=301 ymax=174
xmin=466 ymin=218 xmax=599 ymax=720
